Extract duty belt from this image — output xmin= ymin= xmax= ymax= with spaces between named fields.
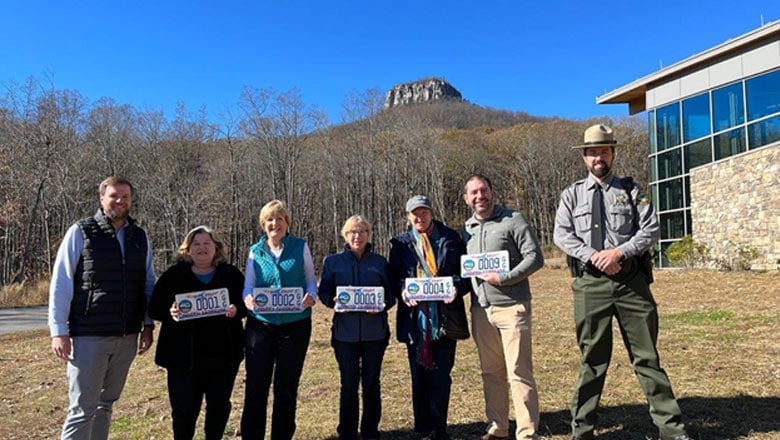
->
xmin=570 ymin=256 xmax=638 ymax=282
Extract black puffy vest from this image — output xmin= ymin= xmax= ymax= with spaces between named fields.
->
xmin=68 ymin=210 xmax=149 ymax=336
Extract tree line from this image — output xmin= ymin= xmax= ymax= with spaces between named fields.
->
xmin=0 ymin=77 xmax=648 ymax=286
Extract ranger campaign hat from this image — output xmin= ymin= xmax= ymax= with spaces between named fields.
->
xmin=572 ymin=124 xmax=622 ymax=149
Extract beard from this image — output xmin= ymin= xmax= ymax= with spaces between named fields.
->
xmin=471 ymin=198 xmax=494 ymax=217
xmin=105 ymin=206 xmax=129 ymax=222
xmin=588 ymin=161 xmax=611 ymax=178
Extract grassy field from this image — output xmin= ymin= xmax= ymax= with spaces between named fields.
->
xmin=1 ymin=266 xmax=778 ymax=439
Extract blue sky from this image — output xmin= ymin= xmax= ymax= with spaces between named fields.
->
xmin=1 ymin=1 xmax=776 ymax=124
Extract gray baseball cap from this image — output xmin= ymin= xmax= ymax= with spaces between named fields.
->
xmin=405 ymin=195 xmax=432 ymax=212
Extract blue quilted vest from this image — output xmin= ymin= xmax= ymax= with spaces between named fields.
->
xmin=248 ymin=235 xmax=311 ymax=325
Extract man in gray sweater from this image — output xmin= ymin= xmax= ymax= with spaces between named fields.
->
xmin=461 ymin=174 xmax=545 ymax=440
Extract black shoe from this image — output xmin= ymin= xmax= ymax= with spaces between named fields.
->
xmin=433 ymin=431 xmax=451 ymax=440
xmin=481 ymin=434 xmax=509 ymax=440
xmin=661 ymin=435 xmax=693 ymax=440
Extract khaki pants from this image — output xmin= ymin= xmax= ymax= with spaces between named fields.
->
xmin=471 ymin=301 xmax=539 ymax=439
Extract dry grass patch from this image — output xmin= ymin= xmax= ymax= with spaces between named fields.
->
xmin=0 ymin=267 xmax=777 ymax=439
xmin=0 ymin=279 xmax=49 ymax=308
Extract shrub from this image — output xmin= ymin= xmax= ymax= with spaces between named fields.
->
xmin=717 ymin=240 xmax=760 ymax=271
xmin=666 ymin=235 xmax=710 ymax=268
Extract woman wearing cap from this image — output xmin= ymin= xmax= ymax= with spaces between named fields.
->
xmin=388 ymin=195 xmax=470 ymax=440
xmin=318 ymin=215 xmax=395 ymax=440
xmin=148 ymin=226 xmax=247 ymax=440
xmin=240 ymin=200 xmax=318 ymax=440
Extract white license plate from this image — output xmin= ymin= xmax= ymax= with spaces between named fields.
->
xmin=460 ymin=250 xmax=510 ymax=277
xmin=174 ymin=288 xmax=230 ymax=321
xmin=252 ymin=287 xmax=304 ymax=313
xmin=404 ymin=277 xmax=455 ymax=301
xmin=334 ymin=286 xmax=385 ymax=312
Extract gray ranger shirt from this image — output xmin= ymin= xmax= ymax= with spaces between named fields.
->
xmin=554 ymin=173 xmax=659 ymax=263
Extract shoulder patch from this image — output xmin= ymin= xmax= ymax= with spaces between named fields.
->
xmin=637 ymin=192 xmax=651 ymax=205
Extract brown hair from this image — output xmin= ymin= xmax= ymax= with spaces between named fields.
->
xmin=178 ymin=225 xmax=228 ymax=266
xmin=463 ymin=174 xmax=493 ymax=194
xmin=99 ymin=176 xmax=134 ymax=195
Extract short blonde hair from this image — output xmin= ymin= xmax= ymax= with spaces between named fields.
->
xmin=178 ymin=225 xmax=227 ymax=266
xmin=340 ymin=215 xmax=372 ymax=242
xmin=259 ymin=200 xmax=292 ymax=230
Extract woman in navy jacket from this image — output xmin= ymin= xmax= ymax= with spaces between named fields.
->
xmin=318 ymin=215 xmax=395 ymax=440
xmin=388 ymin=195 xmax=470 ymax=440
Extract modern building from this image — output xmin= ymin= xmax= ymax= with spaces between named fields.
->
xmin=597 ymin=20 xmax=780 ymax=270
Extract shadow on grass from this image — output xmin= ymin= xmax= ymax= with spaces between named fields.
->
xmin=322 ymin=394 xmax=780 ymax=439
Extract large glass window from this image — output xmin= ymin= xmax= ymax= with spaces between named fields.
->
xmin=748 ymin=114 xmax=780 ymax=149
xmin=713 ymin=82 xmax=744 ymax=131
xmin=656 ymin=102 xmax=681 ymax=151
xmin=714 ymin=127 xmax=746 ymax=160
xmin=649 ymin=155 xmax=658 ymax=181
xmin=648 ymin=67 xmax=780 ymax=267
xmin=657 ymin=178 xmax=684 ymax=211
xmin=746 ymin=69 xmax=780 ymax=121
xmin=657 ymin=147 xmax=682 ymax=179
xmin=659 ymin=242 xmax=673 ymax=267
xmin=683 ymin=93 xmax=711 ymax=141
xmin=648 ymin=110 xmax=657 ymax=154
xmin=660 ymin=211 xmax=685 ymax=240
xmin=684 ymin=139 xmax=712 ymax=172
xmin=686 ymin=210 xmax=692 ymax=236
xmin=650 ymin=183 xmax=658 ymax=210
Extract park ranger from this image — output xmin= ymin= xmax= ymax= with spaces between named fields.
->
xmin=553 ymin=124 xmax=692 ymax=440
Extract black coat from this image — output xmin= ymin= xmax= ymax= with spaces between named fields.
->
xmin=149 ymin=261 xmax=246 ymax=372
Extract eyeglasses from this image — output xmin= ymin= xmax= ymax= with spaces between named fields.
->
xmin=347 ymin=229 xmax=368 ymax=236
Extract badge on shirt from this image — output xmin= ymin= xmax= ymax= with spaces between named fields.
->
xmin=615 ymin=193 xmax=628 ymax=204
xmin=334 ymin=286 xmax=385 ymax=312
xmin=637 ymin=193 xmax=651 ymax=205
xmin=252 ymin=287 xmax=304 ymax=313
xmin=174 ymin=288 xmax=230 ymax=321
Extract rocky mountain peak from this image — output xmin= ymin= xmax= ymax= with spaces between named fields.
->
xmin=384 ymin=77 xmax=463 ymax=109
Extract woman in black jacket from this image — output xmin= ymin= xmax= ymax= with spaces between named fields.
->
xmin=149 ymin=226 xmax=246 ymax=440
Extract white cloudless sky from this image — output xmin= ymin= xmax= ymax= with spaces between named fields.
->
xmin=1 ymin=0 xmax=776 ymax=124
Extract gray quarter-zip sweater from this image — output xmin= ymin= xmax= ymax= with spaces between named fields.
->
xmin=461 ymin=205 xmax=544 ymax=307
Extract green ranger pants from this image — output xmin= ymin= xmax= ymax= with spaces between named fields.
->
xmin=570 ymin=270 xmax=686 ymax=439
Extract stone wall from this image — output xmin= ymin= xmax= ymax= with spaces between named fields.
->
xmin=689 ymin=143 xmax=780 ymax=270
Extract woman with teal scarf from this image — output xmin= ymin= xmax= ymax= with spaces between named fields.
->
xmin=388 ymin=195 xmax=470 ymax=440
xmin=240 ymin=200 xmax=317 ymax=440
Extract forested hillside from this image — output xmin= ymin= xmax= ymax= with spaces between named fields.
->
xmin=0 ymin=78 xmax=647 ymax=285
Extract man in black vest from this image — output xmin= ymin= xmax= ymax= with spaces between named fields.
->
xmin=48 ymin=176 xmax=156 ymax=440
